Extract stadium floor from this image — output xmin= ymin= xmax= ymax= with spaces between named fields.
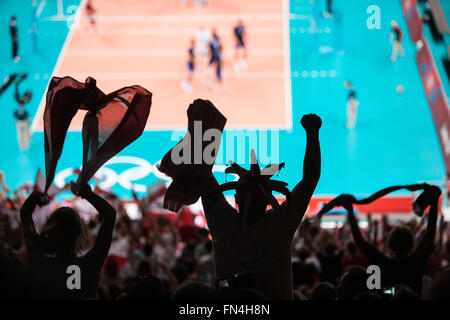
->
xmin=0 ymin=0 xmax=447 ymax=201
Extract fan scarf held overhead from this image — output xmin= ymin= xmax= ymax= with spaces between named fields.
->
xmin=43 ymin=76 xmax=152 ymax=196
xmin=157 ymin=99 xmax=227 ymax=212
xmin=317 ymin=183 xmax=439 ymax=218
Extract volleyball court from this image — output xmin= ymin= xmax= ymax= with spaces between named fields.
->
xmin=32 ymin=0 xmax=292 ymax=131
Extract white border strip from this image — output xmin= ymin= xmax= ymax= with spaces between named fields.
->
xmin=31 ymin=0 xmax=88 ymax=133
xmin=36 ymin=0 xmax=47 ymax=18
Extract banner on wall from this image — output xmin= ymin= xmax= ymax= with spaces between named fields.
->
xmin=416 ymin=37 xmax=450 ymax=174
xmin=400 ymin=0 xmax=423 ymax=42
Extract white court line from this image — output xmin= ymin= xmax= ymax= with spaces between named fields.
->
xmin=72 ymin=27 xmax=285 ymax=36
xmin=66 ymin=48 xmax=284 ymax=57
xmin=65 ymin=71 xmax=285 ymax=80
xmin=283 ymin=0 xmax=293 ymax=131
xmin=43 ymin=12 xmax=309 ymax=22
xmin=31 ymin=0 xmax=88 ymax=133
xmin=36 ymin=0 xmax=47 ymax=18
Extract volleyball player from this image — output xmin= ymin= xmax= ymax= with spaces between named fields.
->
xmin=233 ymin=19 xmax=247 ymax=71
xmin=10 ymin=16 xmax=20 ymax=62
xmin=181 ymin=39 xmax=196 ymax=92
xmin=345 ymin=81 xmax=359 ymax=129
xmin=206 ymin=29 xmax=224 ymax=92
xmin=85 ymin=0 xmax=97 ymax=33
xmin=390 ymin=20 xmax=405 ymax=62
xmin=13 ymin=74 xmax=32 ymax=151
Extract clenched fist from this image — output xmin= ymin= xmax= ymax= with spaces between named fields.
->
xmin=301 ymin=114 xmax=322 ymax=132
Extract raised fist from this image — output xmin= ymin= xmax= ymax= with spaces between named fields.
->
xmin=301 ymin=114 xmax=322 ymax=132
xmin=426 ymin=185 xmax=442 ymax=199
xmin=30 ymin=190 xmax=50 ymax=207
xmin=335 ymin=194 xmax=356 ymax=208
xmin=70 ymin=182 xmax=93 ymax=199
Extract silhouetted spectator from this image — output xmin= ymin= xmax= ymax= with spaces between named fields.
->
xmin=20 ymin=185 xmax=116 ymax=299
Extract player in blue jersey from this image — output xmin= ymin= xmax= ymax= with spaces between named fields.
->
xmin=390 ymin=20 xmax=405 ymax=62
xmin=233 ymin=20 xmax=247 ymax=71
xmin=207 ymin=29 xmax=224 ymax=92
xmin=182 ymin=39 xmax=196 ymax=92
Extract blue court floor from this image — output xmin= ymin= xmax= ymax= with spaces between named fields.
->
xmin=0 ymin=0 xmax=446 ymax=199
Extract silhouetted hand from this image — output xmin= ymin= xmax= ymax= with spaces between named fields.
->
xmin=71 ymin=182 xmax=93 ymax=199
xmin=427 ymin=185 xmax=441 ymax=200
xmin=30 ymin=190 xmax=50 ymax=207
xmin=301 ymin=114 xmax=322 ymax=132
xmin=336 ymin=194 xmax=356 ymax=209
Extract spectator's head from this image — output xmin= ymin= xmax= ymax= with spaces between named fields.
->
xmin=387 ymin=226 xmax=414 ymax=258
xmin=157 ymin=216 xmax=170 ymax=229
xmin=137 ymin=260 xmax=152 ymax=276
xmin=311 ymin=282 xmax=337 ymax=300
xmin=11 ymin=16 xmax=16 ymax=23
xmin=143 ymin=243 xmax=153 ymax=257
xmin=218 ymin=154 xmax=289 ymax=226
xmin=40 ymin=207 xmax=83 ymax=255
xmin=337 ymin=266 xmax=369 ymax=300
xmin=233 ymin=181 xmax=267 ymax=225
xmin=325 ymin=241 xmax=338 ymax=256
xmin=122 ymin=274 xmax=165 ymax=300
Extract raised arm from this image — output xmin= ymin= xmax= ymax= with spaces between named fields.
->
xmin=290 ymin=114 xmax=322 ymax=221
xmin=79 ymin=184 xmax=117 ymax=265
xmin=20 ymin=190 xmax=49 ymax=260
xmin=414 ymin=186 xmax=441 ymax=257
xmin=200 ymin=171 xmax=235 ymax=238
xmin=341 ymin=194 xmax=387 ymax=264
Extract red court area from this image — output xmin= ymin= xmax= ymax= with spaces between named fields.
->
xmin=33 ymin=0 xmax=291 ymax=131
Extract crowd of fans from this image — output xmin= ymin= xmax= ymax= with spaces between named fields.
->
xmin=1 ymin=114 xmax=450 ymax=301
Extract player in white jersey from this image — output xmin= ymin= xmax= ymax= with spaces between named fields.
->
xmin=196 ymin=27 xmax=212 ymax=72
xmin=345 ymin=81 xmax=359 ymax=129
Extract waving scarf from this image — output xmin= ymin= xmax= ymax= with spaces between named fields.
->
xmin=157 ymin=99 xmax=227 ymax=212
xmin=43 ymin=76 xmax=152 ymax=194
xmin=317 ymin=183 xmax=432 ymax=218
